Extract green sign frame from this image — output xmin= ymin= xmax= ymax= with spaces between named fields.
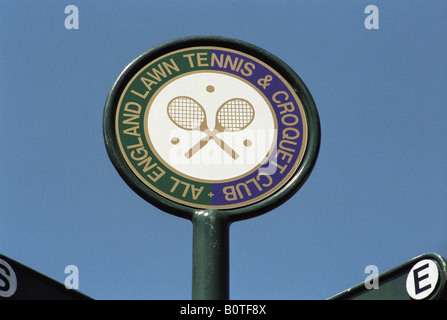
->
xmin=103 ymin=36 xmax=320 ymax=221
xmin=103 ymin=36 xmax=320 ymax=299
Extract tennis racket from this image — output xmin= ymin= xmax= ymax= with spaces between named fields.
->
xmin=167 ymin=96 xmax=239 ymax=159
xmin=184 ymin=98 xmax=255 ymax=159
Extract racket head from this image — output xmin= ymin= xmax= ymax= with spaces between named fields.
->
xmin=215 ymin=98 xmax=255 ymax=132
xmin=167 ymin=96 xmax=206 ymax=130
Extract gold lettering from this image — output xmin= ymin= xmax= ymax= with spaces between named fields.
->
xmin=183 ymin=53 xmax=195 ymax=68
xmin=146 ymin=64 xmax=168 ymax=82
xmin=170 ymin=176 xmax=181 ymax=193
xmin=272 ymin=91 xmax=289 ymax=103
xmin=236 ymin=58 xmax=244 ymax=72
xmin=140 ymin=77 xmax=158 ymax=91
xmin=131 ymin=89 xmax=149 ymax=100
xmin=257 ymin=173 xmax=273 ymax=188
xmin=126 ymin=137 xmax=143 ymax=150
xmin=275 ymin=149 xmax=294 ymax=163
xmin=122 ymin=113 xmax=139 ymax=126
xmin=282 ymin=127 xmax=300 ymax=140
xmin=281 ymin=113 xmax=299 ymax=126
xmin=271 ymin=161 xmax=288 ymax=174
xmin=191 ymin=185 xmax=204 ymax=200
xmin=138 ymin=156 xmax=157 ymax=173
xmin=162 ymin=58 xmax=180 ymax=74
xmin=245 ymin=177 xmax=262 ymax=191
xmin=219 ymin=174 xmax=273 ymax=203
xmin=210 ymin=53 xmax=253 ymax=77
xmin=124 ymin=102 xmax=141 ymax=114
xmin=196 ymin=52 xmax=209 ymax=67
xmin=147 ymin=166 xmax=165 ymax=182
xmin=235 ymin=182 xmax=251 ymax=199
xmin=180 ymin=180 xmax=190 ymax=197
xmin=241 ymin=62 xmax=255 ymax=77
xmin=222 ymin=186 xmax=237 ymax=201
xmin=279 ymin=139 xmax=297 ymax=152
xmin=123 ymin=126 xmax=139 ymax=136
xmin=224 ymin=55 xmax=239 ymax=70
xmin=277 ymin=101 xmax=295 ymax=114
xmin=210 ymin=53 xmax=223 ymax=68
xmin=147 ymin=67 xmax=165 ymax=82
xmin=135 ymin=59 xmax=179 ymax=95
xmin=169 ymin=176 xmax=203 ymax=199
xmin=130 ymin=146 xmax=148 ymax=161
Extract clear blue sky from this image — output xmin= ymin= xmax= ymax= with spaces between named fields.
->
xmin=1 ymin=1 xmax=446 ymax=300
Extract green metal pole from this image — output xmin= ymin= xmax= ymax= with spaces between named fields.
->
xmin=192 ymin=210 xmax=230 ymax=300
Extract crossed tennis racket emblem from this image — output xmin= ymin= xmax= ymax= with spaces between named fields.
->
xmin=167 ymin=96 xmax=255 ymax=159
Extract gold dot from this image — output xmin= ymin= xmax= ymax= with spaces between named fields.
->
xmin=206 ymin=85 xmax=215 ymax=93
xmin=171 ymin=137 xmax=180 ymax=145
xmin=243 ymin=139 xmax=252 ymax=147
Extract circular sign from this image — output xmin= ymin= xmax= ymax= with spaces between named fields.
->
xmin=406 ymin=259 xmax=439 ymax=300
xmin=0 ymin=258 xmax=17 ymax=298
xmin=104 ymin=36 xmax=320 ymax=220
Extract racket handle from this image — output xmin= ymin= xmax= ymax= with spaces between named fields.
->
xmin=213 ymin=136 xmax=239 ymax=159
xmin=185 ymin=137 xmax=211 ymax=158
xmin=185 ymin=136 xmax=239 ymax=160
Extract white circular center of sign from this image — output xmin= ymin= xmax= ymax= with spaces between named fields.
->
xmin=146 ymin=72 xmax=276 ymax=181
xmin=405 ymin=259 xmax=439 ymax=300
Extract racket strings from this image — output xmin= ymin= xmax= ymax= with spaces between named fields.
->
xmin=217 ymin=99 xmax=254 ymax=132
xmin=168 ymin=97 xmax=205 ymax=130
